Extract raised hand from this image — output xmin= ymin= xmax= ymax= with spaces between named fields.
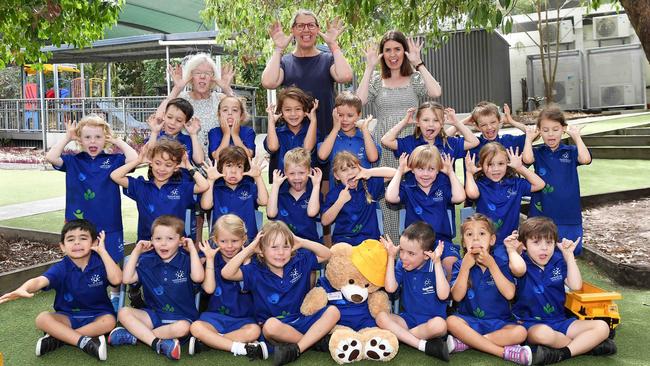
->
xmin=364 ymin=43 xmax=382 ymax=69
xmin=507 ymin=146 xmax=523 ymax=170
xmin=185 ymin=116 xmax=201 ymax=136
xmin=398 ymin=152 xmax=410 ymax=173
xmin=380 ymin=234 xmax=399 ymax=258
xmin=475 ymin=246 xmax=496 ymax=268
xmin=525 ymin=125 xmax=540 ymax=141
xmin=244 ymin=156 xmax=265 ymax=178
xmin=358 ymin=114 xmax=373 ymax=132
xmin=91 ymin=231 xmax=107 ymax=254
xmin=465 ymin=151 xmax=481 ymax=175
xmin=401 ymin=107 xmax=416 ymax=125
xmin=168 ymin=64 xmax=187 ymax=89
xmin=214 ymin=63 xmax=234 ymax=91
xmin=64 ymin=119 xmax=79 ymax=141
xmin=502 ymin=103 xmax=512 ymax=124
xmin=309 ymin=99 xmax=319 ymax=121
xmin=445 ymin=107 xmax=459 ymax=125
xmin=272 ymin=169 xmax=287 ymax=186
xmin=269 ymin=20 xmax=293 ymax=51
xmin=309 ymin=167 xmax=323 ymax=185
xmin=566 ymin=124 xmax=584 ymax=139
xmin=405 ymin=37 xmax=424 ymax=67
xmin=353 ymin=167 xmax=370 ymax=182
xmin=199 ymin=240 xmax=219 ymax=259
xmin=461 ymin=248 xmax=477 ymax=268
xmin=180 ymin=152 xmax=192 ymax=170
xmin=338 ymin=185 xmax=352 ymax=204
xmin=181 ymin=237 xmax=197 ymax=253
xmin=425 ymin=240 xmax=445 ymax=263
xmin=557 ymin=237 xmax=579 ymax=258
xmin=147 ymin=114 xmax=164 ymax=135
xmin=231 ymin=117 xmax=241 ymax=136
xmin=134 ymin=240 xmax=153 ymax=254
xmin=266 ymin=104 xmax=282 ymax=125
xmin=440 ymin=153 xmax=455 ymax=176
xmin=331 ymin=108 xmax=341 ymax=131
xmin=137 ymin=144 xmax=151 ymax=165
xmin=320 ymin=17 xmax=344 ymax=46
xmin=202 ymin=159 xmax=223 ymax=181
xmin=247 ymin=231 xmax=265 ymax=254
xmin=503 ymin=230 xmax=523 ymax=253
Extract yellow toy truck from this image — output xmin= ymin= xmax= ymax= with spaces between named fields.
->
xmin=565 ymin=281 xmax=621 ymax=337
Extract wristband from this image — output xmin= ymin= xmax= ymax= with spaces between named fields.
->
xmin=189 ymin=167 xmax=200 ymax=176
xmin=415 ymin=62 xmax=425 ymax=70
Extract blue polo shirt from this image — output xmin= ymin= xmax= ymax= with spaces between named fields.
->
xmin=264 ymin=122 xmax=311 ymax=172
xmin=241 ymin=250 xmax=319 ymax=322
xmin=399 ymin=173 xmax=454 ymax=241
xmin=43 ymin=252 xmax=115 ymax=316
xmin=468 ymin=134 xmax=526 ymax=160
xmin=125 ymin=176 xmax=195 ymax=241
xmin=207 ymin=126 xmax=256 ymax=160
xmin=318 ymin=129 xmax=381 ymax=189
xmin=322 ymin=177 xmax=384 ymax=245
xmin=275 ymin=180 xmax=321 ymax=242
xmin=451 ymin=258 xmax=515 ymax=320
xmin=205 ymin=253 xmax=254 ymax=318
xmin=56 ymin=152 xmax=125 ymax=232
xmin=475 ymin=176 xmax=531 ymax=248
xmin=395 ymin=135 xmax=465 ymax=159
xmin=512 ymin=251 xmax=567 ymax=322
xmin=157 ymin=132 xmax=195 ymax=162
xmin=136 ymin=249 xmax=199 ymax=321
xmin=529 ymin=144 xmax=588 ymax=225
xmin=318 ymin=276 xmax=376 ymax=330
xmin=395 ymin=258 xmax=447 ymax=318
xmin=211 ymin=176 xmax=259 ymax=242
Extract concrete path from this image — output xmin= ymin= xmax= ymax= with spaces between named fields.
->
xmin=0 ymin=196 xmax=65 ymax=221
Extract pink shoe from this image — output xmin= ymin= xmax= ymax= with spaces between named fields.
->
xmin=503 ymin=345 xmax=532 ymax=365
xmin=446 ymin=336 xmax=470 ymax=353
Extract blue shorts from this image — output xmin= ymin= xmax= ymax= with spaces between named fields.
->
xmin=438 ymin=239 xmax=461 ymax=260
xmin=454 ymin=314 xmax=517 ymax=335
xmin=279 ymin=307 xmax=328 ymax=334
xmin=557 ymin=224 xmax=583 ymax=255
xmin=519 ymin=317 xmax=576 ymax=334
xmin=400 ymin=312 xmax=443 ymax=329
xmin=56 ymin=311 xmax=114 ymax=329
xmin=143 ymin=308 xmax=192 ymax=329
xmin=198 ymin=312 xmax=256 ymax=334
xmin=104 ymin=230 xmax=124 ymax=264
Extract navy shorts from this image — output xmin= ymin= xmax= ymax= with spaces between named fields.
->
xmin=104 ymin=230 xmax=124 ymax=264
xmin=56 ymin=311 xmax=114 ymax=329
xmin=198 ymin=312 xmax=256 ymax=334
xmin=453 ymin=314 xmax=517 ymax=335
xmin=400 ymin=312 xmax=443 ymax=329
xmin=519 ymin=317 xmax=576 ymax=334
xmin=439 ymin=239 xmax=461 ymax=260
xmin=279 ymin=307 xmax=328 ymax=334
xmin=143 ymin=308 xmax=192 ymax=329
xmin=557 ymin=224 xmax=583 ymax=255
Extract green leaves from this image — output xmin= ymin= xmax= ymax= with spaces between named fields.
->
xmin=162 ymin=303 xmax=175 ymax=313
xmin=473 ymin=307 xmax=486 ymax=318
xmin=84 ymin=189 xmax=96 ymax=201
xmin=543 ymin=303 xmax=556 ymax=315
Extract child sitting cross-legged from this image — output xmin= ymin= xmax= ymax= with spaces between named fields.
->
xmin=0 ymin=220 xmax=121 ymax=361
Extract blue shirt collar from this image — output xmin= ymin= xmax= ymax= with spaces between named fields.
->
xmin=337 ymin=128 xmax=363 ymax=139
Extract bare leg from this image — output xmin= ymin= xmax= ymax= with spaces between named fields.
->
xmin=152 ymin=320 xmax=191 ymax=339
xmin=564 ymin=320 xmax=609 ymax=356
xmin=375 ymin=312 xmax=421 ymax=349
xmin=191 ymin=321 xmax=260 ymax=352
xmin=117 ymin=307 xmax=156 ymax=345
xmin=527 ymin=324 xmax=572 ymax=349
xmin=447 ymin=315 xmax=503 ymax=357
xmin=485 ymin=324 xmax=528 ymax=347
xmin=35 ymin=312 xmax=114 ymax=346
xmin=264 ymin=306 xmax=340 ymax=352
xmin=410 ymin=316 xmax=447 ymax=339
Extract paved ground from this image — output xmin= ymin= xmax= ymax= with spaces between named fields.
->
xmin=0 ymin=196 xmax=65 ymax=221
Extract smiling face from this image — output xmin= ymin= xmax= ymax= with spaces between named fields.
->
xmin=215 ymin=228 xmax=244 ymax=260
xmin=333 ymin=162 xmax=361 ymax=189
xmin=398 ymin=236 xmax=428 ymax=271
xmin=336 ymin=104 xmax=361 ymax=133
xmin=291 ymin=14 xmax=319 ymax=49
xmin=462 ymin=220 xmax=496 ymax=256
xmin=151 ymin=151 xmax=180 ymax=184
xmin=412 ymin=163 xmax=439 ymax=190
xmin=222 ymin=160 xmax=244 ymax=187
xmin=164 ymin=105 xmax=188 ymax=136
xmin=482 ymin=151 xmax=508 ymax=182
xmin=261 ymin=231 xmax=293 ymax=272
xmin=190 ymin=61 xmax=215 ymax=94
xmin=79 ymin=125 xmax=106 ymax=157
xmin=476 ymin=113 xmax=501 ymax=141
xmin=281 ymin=97 xmax=307 ymax=130
xmin=219 ymin=97 xmax=244 ymax=127
xmin=151 ymin=225 xmax=181 ymax=261
xmin=60 ymin=228 xmax=95 ymax=259
xmin=539 ymin=118 xmax=566 ymax=150
xmin=382 ymin=40 xmax=405 ymax=72
xmin=284 ymin=162 xmax=309 ymax=193
xmin=416 ymin=108 xmax=443 ymax=142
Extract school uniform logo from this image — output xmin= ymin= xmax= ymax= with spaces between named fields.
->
xmin=300 ymin=199 xmax=309 ymax=209
xmin=100 ymin=158 xmax=112 ymax=169
xmin=88 ymin=274 xmax=103 ymax=288
xmin=167 ymin=188 xmax=181 ymax=200
xmin=550 ymin=267 xmax=563 ymax=282
xmin=485 ymin=275 xmax=495 ymax=286
xmin=506 ymin=187 xmax=518 ymax=199
xmin=239 ymin=190 xmax=252 ymax=201
xmin=422 ymin=278 xmax=436 ymax=295
xmin=432 ymin=189 xmax=444 ymax=202
xmin=172 ymin=270 xmax=187 ymax=284
xmin=559 ymin=152 xmax=571 ymax=164
xmin=289 ymin=268 xmax=302 ymax=284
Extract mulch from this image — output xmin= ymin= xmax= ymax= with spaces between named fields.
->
xmin=0 ymin=234 xmax=62 ymax=273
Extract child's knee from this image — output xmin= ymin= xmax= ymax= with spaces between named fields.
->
xmin=592 ymin=320 xmax=610 ymax=338
xmin=34 ymin=311 xmax=52 ymax=328
xmin=263 ymin=318 xmax=282 ymax=336
xmin=527 ymin=325 xmax=554 ymax=343
xmin=117 ymin=307 xmax=132 ymax=322
xmin=97 ymin=314 xmax=117 ymax=329
xmin=427 ymin=317 xmax=447 ymax=334
xmin=190 ymin=320 xmax=207 ymax=337
xmin=375 ymin=311 xmax=390 ymax=327
xmin=446 ymin=315 xmax=462 ymax=332
xmin=510 ymin=325 xmax=528 ymax=343
xmin=173 ymin=320 xmax=191 ymax=335
xmin=325 ymin=306 xmax=341 ymax=321
xmin=242 ymin=323 xmax=261 ymax=340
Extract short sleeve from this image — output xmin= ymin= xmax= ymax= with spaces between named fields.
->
xmin=411 ymin=72 xmax=427 ymax=98
xmin=42 ymin=261 xmax=65 ymax=291
xmin=394 ymin=137 xmax=411 ymax=158
xmin=398 ymin=182 xmax=408 ymax=203
xmin=207 ymin=127 xmax=222 ymax=157
xmin=367 ymin=72 xmax=381 ymax=105
xmin=496 ymin=259 xmax=515 ymax=284
xmin=126 ymin=176 xmax=143 ymax=199
xmin=299 ymin=249 xmax=319 ymax=271
xmin=450 ymin=137 xmax=466 ymax=158
xmin=242 ymin=127 xmax=257 ymax=157
xmin=240 ymin=262 xmax=256 ymax=292
xmin=518 ymin=177 xmax=532 ymax=197
xmin=110 ymin=154 xmax=127 ymax=172
xmin=394 ymin=260 xmax=405 ymax=285
xmin=321 ymin=188 xmax=339 ymax=214
xmin=367 ymin=177 xmax=385 ymax=200
xmin=450 ymin=259 xmax=463 ymax=286
xmin=55 ymin=154 xmax=75 ymax=172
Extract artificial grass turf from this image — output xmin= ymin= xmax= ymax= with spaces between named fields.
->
xmin=0 ymin=258 xmax=647 ymax=365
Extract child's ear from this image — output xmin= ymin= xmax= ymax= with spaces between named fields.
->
xmin=59 ymin=243 xmax=66 ymax=253
xmin=489 ymin=234 xmax=496 ymax=246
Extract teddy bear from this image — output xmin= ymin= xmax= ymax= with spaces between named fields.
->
xmin=300 ymin=240 xmax=399 ymax=364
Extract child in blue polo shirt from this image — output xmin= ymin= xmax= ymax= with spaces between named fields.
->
xmin=148 ymin=97 xmax=204 ymax=165
xmin=509 ymin=217 xmax=616 ymax=365
xmin=267 ymin=147 xmax=323 ymax=242
xmin=188 ymin=214 xmax=266 ymax=360
xmin=108 ymin=215 xmax=205 ymax=360
xmin=0 ymin=220 xmax=122 ymax=361
xmin=466 ymin=102 xmax=527 ymax=161
xmin=376 ymin=222 xmax=450 ymax=361
xmin=381 ymin=102 xmax=479 ymax=159
xmin=265 ymin=86 xmax=318 ymax=182
xmin=321 ymin=151 xmax=396 ymax=245
xmin=446 ymin=214 xmax=531 ymax=365
xmin=222 ymin=221 xmax=340 ymax=366
xmin=208 ymin=95 xmax=256 ymax=161
xmin=385 ymin=145 xmax=465 ymax=276
xmin=522 ymin=106 xmax=591 ymax=255
xmin=317 ymin=91 xmax=380 ymax=188
xmin=465 ymin=142 xmax=545 ymax=261
xmin=111 ymin=139 xmax=209 ymax=241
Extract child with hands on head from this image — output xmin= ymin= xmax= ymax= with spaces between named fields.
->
xmin=108 ymin=215 xmax=204 ymax=361
xmin=208 ymin=95 xmax=256 ymax=161
xmin=111 ymin=139 xmax=209 ymax=241
xmin=509 ymin=217 xmax=615 ymax=365
xmin=0 ymin=220 xmax=122 ymax=361
xmin=385 ymin=145 xmax=465 ymax=276
xmin=221 ymin=221 xmax=340 ymax=366
xmin=265 ymin=86 xmax=319 ymax=181
xmin=188 ymin=214 xmax=267 ymax=360
xmin=321 ymin=151 xmax=396 ymax=246
xmin=267 ymin=147 xmax=323 ymax=242
xmin=148 ymin=98 xmax=204 ymax=165
xmin=522 ymin=106 xmax=591 ymax=255
xmin=376 ymin=222 xmax=450 ymax=361
xmin=465 ymin=142 xmax=545 ymax=261
xmin=446 ymin=214 xmax=532 ymax=365
xmin=201 ymin=146 xmax=269 ymax=242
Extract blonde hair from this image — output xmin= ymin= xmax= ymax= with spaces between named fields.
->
xmin=218 ymin=95 xmax=249 ymax=124
xmin=283 ymin=147 xmax=311 ymax=170
xmin=182 ymin=53 xmax=219 ymax=89
xmin=332 ymin=151 xmax=373 ymax=204
xmin=257 ymin=220 xmax=295 ymax=263
xmin=408 ymin=145 xmax=442 ymax=170
xmin=213 ymin=214 xmax=248 ymax=244
xmin=476 ymin=142 xmax=517 ymax=180
xmin=471 ymin=101 xmax=501 ymax=124
xmin=414 ymin=102 xmax=448 ymax=148
xmin=76 ymin=114 xmax=113 ymax=148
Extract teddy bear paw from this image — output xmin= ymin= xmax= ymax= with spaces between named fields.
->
xmin=332 ymin=337 xmax=364 ymax=363
xmin=364 ymin=336 xmax=395 ymax=361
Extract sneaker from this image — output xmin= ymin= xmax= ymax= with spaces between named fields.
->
xmin=81 ymin=335 xmax=107 ymax=361
xmin=35 ymin=334 xmax=64 ymax=356
xmin=273 ymin=342 xmax=300 ymax=366
xmin=312 ymin=334 xmax=332 ymax=352
xmin=245 ymin=341 xmax=269 ymax=360
xmin=503 ymin=345 xmax=532 ymax=365
xmin=589 ymin=338 xmax=617 ymax=356
xmin=108 ymin=327 xmax=137 ymax=346
xmin=188 ymin=336 xmax=208 ymax=355
xmin=532 ymin=345 xmax=564 ymax=365
xmin=158 ymin=338 xmax=181 ymax=360
xmin=111 ymin=296 xmax=120 ymax=313
xmin=446 ymin=335 xmax=470 ymax=353
xmin=424 ymin=337 xmax=450 ymax=361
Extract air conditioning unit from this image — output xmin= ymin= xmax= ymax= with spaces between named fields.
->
xmin=599 ymin=84 xmax=635 ymax=107
xmin=540 ymin=20 xmax=575 ymax=44
xmin=593 ymin=15 xmax=631 ymax=40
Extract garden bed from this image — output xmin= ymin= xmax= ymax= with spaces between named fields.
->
xmin=0 ymin=234 xmax=61 ymax=273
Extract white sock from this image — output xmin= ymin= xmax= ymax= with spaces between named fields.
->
xmin=418 ymin=339 xmax=427 ymax=352
xmin=110 ymin=292 xmax=119 ymax=299
xmin=231 ymin=341 xmax=247 ymax=356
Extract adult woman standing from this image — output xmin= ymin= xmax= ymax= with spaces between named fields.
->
xmin=356 ymin=30 xmax=442 ymax=240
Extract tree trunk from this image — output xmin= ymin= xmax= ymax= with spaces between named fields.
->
xmin=620 ymin=0 xmax=650 ymax=62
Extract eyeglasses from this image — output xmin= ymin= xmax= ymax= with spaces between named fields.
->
xmin=293 ymin=23 xmax=318 ymax=31
xmin=191 ymin=71 xmax=214 ymax=78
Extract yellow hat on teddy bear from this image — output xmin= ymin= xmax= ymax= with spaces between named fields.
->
xmin=351 ymin=239 xmax=388 ymax=287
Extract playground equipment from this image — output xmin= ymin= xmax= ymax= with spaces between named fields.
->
xmin=565 ymin=281 xmax=622 ymax=335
